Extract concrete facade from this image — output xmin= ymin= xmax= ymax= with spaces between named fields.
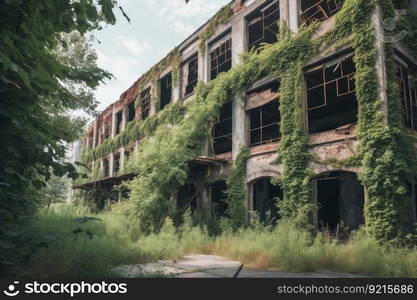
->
xmin=76 ymin=0 xmax=417 ymax=229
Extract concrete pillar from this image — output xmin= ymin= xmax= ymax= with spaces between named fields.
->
xmin=231 ymin=12 xmax=245 ymax=64
xmin=172 ymin=68 xmax=181 ymax=102
xmin=288 ymin=0 xmax=300 ymax=32
xmin=372 ymin=4 xmax=389 ymax=124
xmin=111 ymin=106 xmax=116 ymax=138
xmin=201 ymin=45 xmax=209 ymax=83
xmin=232 ymin=91 xmax=247 ymax=160
xmin=280 ymin=0 xmax=290 ymax=29
xmin=92 ymin=117 xmax=98 ymax=148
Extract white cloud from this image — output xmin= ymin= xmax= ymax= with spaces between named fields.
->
xmin=118 ymin=36 xmax=149 ymax=56
xmin=173 ymin=20 xmax=198 ymax=35
xmin=146 ymin=0 xmax=229 ymax=33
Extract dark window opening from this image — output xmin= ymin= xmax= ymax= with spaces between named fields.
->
xmin=250 ymin=100 xmax=281 ymax=146
xmin=127 ymin=101 xmax=135 ymax=122
xmin=185 ymin=55 xmax=198 ymax=96
xmin=115 ymin=111 xmax=123 ymax=135
xmin=253 ymin=177 xmax=283 ymax=224
xmin=124 ymin=150 xmax=130 ymax=165
xmin=211 ymin=181 xmax=228 ymax=217
xmin=177 ymin=183 xmax=197 ymax=212
xmin=300 ymin=0 xmax=345 ymax=25
xmin=247 ymin=1 xmax=280 ymax=51
xmin=396 ymin=61 xmax=417 ymax=130
xmin=104 ymin=123 xmax=111 ymax=140
xmin=210 ymin=39 xmax=232 ymax=80
xmin=213 ymin=102 xmax=233 ymax=154
xmin=113 ymin=153 xmax=120 ymax=175
xmin=88 ymin=134 xmax=94 ymax=147
xmin=140 ymin=87 xmax=151 ymax=120
xmin=315 ymin=171 xmax=364 ymax=236
xmin=103 ymin=158 xmax=109 ymax=178
xmin=306 ymin=55 xmax=357 ymax=134
xmin=160 ymin=72 xmax=172 ymax=110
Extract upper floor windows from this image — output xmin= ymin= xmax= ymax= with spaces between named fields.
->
xmin=306 ymin=54 xmax=357 ymax=134
xmin=184 ymin=54 xmax=198 ymax=96
xmin=210 ymin=39 xmax=232 ymax=80
xmin=115 ymin=110 xmax=123 ymax=135
xmin=160 ymin=72 xmax=172 ymax=110
xmin=300 ymin=0 xmax=344 ymax=25
xmin=213 ymin=101 xmax=233 ymax=154
xmin=127 ymin=101 xmax=135 ymax=123
xmin=396 ymin=60 xmax=417 ymax=130
xmin=247 ymin=0 xmax=280 ymax=51
xmin=140 ymin=87 xmax=152 ymax=120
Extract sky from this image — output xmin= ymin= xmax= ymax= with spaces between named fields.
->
xmin=92 ymin=0 xmax=230 ymax=112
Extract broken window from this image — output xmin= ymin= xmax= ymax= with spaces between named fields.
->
xmin=140 ymin=87 xmax=151 ymax=120
xmin=396 ymin=61 xmax=417 ymax=130
xmin=211 ymin=181 xmax=228 ymax=217
xmin=104 ymin=123 xmax=111 ymax=140
xmin=160 ymin=72 xmax=172 ymax=110
xmin=306 ymin=55 xmax=357 ymax=134
xmin=300 ymin=0 xmax=344 ymax=25
xmin=249 ymin=100 xmax=281 ymax=146
xmin=210 ymin=39 xmax=232 ymax=80
xmin=247 ymin=0 xmax=280 ymax=51
xmin=185 ymin=55 xmax=198 ymax=96
xmin=103 ymin=158 xmax=109 ymax=178
xmin=115 ymin=110 xmax=123 ymax=135
xmin=177 ymin=183 xmax=197 ymax=211
xmin=252 ymin=177 xmax=283 ymax=224
xmin=213 ymin=102 xmax=233 ymax=154
xmin=314 ymin=171 xmax=364 ymax=236
xmin=127 ymin=101 xmax=135 ymax=122
xmin=113 ymin=152 xmax=120 ymax=175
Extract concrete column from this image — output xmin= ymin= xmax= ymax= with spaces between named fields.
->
xmin=288 ymin=0 xmax=300 ymax=32
xmin=201 ymin=45 xmax=209 ymax=83
xmin=92 ymin=117 xmax=98 ymax=148
xmin=109 ymin=154 xmax=114 ymax=177
xmin=373 ymin=4 xmax=389 ymax=123
xmin=111 ymin=106 xmax=116 ymax=138
xmin=232 ymin=91 xmax=247 ymax=160
xmin=172 ymin=69 xmax=181 ymax=102
xmin=231 ymin=13 xmax=246 ymax=64
xmin=280 ymin=0 xmax=290 ymax=30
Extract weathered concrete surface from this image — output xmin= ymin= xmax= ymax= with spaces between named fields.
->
xmin=113 ymin=254 xmax=365 ymax=278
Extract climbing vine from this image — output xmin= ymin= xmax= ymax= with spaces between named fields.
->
xmin=224 ymin=147 xmax=249 ymax=230
xmin=199 ymin=4 xmax=234 ymax=54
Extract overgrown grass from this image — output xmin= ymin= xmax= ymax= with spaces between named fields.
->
xmin=15 ymin=204 xmax=417 ymax=278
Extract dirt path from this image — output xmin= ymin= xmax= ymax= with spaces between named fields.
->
xmin=113 ymin=254 xmax=364 ymax=278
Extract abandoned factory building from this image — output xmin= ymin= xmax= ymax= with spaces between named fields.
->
xmin=75 ymin=0 xmax=417 ymax=232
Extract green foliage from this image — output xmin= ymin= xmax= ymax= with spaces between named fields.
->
xmin=13 ymin=205 xmax=146 ymax=277
xmin=225 ymin=148 xmax=249 ymax=229
xmin=355 ymin=0 xmax=417 ymax=243
xmin=0 ymin=0 xmax=119 ymax=275
xmin=17 ymin=207 xmax=417 ymax=277
xmin=82 ymin=101 xmax=187 ymax=165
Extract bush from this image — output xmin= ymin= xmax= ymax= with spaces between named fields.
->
xmin=14 ymin=205 xmax=417 ymax=278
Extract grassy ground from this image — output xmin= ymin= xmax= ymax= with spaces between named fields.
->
xmin=14 ymin=204 xmax=417 ymax=278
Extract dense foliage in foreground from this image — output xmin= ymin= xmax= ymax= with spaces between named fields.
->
xmin=12 ymin=205 xmax=417 ymax=278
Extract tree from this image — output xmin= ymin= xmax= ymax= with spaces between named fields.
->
xmin=0 ymin=0 xmax=120 ymax=275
